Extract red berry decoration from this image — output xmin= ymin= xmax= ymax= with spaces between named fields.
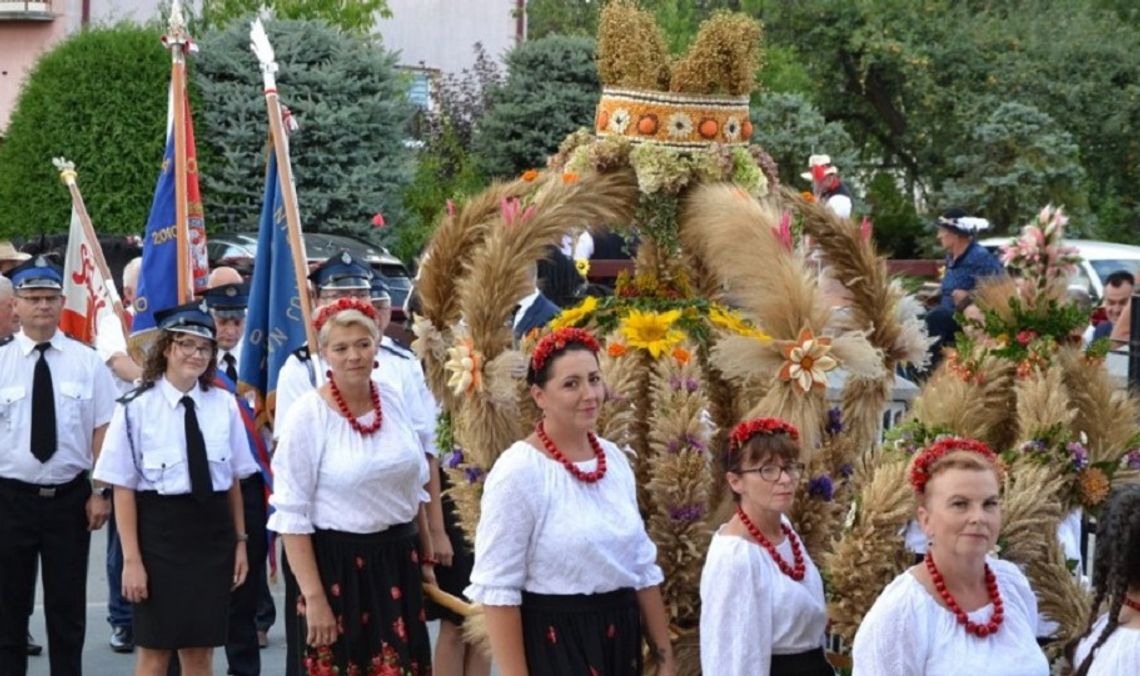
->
xmin=328 ymin=371 xmax=383 ymax=436
xmin=1123 ymin=595 xmax=1140 ymax=612
xmin=925 ymin=552 xmax=1004 ymax=638
xmin=736 ymin=506 xmax=806 ymax=581
xmin=536 ymin=420 xmax=607 ymax=483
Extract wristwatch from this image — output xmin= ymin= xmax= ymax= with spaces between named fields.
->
xmin=235 ymin=533 xmax=249 ymax=543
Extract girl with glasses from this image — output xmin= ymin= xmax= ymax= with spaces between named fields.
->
xmin=93 ymin=301 xmax=256 ymax=675
xmin=699 ymin=417 xmax=833 ymax=676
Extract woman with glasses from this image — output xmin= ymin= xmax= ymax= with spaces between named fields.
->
xmin=93 ymin=301 xmax=255 ymax=676
xmin=699 ymin=417 xmax=833 ymax=676
xmin=467 ymin=327 xmax=675 ymax=675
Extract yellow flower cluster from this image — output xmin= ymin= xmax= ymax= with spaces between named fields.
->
xmin=618 ymin=308 xmax=685 ymax=358
xmin=708 ymin=304 xmax=769 ymax=342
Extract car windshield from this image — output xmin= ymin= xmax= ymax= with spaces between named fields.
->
xmin=1089 ymin=259 xmax=1140 ymax=286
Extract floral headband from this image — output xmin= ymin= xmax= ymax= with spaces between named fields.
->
xmin=728 ymin=417 xmax=799 ymax=456
xmin=314 ymin=297 xmax=378 ymax=333
xmin=910 ymin=437 xmax=998 ymax=493
xmin=531 ymin=327 xmax=600 ymax=373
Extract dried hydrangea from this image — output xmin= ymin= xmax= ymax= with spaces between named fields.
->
xmin=629 ymin=143 xmax=693 ymax=195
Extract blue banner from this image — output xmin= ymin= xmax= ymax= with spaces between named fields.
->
xmin=132 ymin=132 xmax=178 ymax=335
xmin=239 ymin=145 xmax=307 ymax=423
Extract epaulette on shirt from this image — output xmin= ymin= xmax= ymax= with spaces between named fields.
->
xmin=116 ymin=381 xmax=155 ymax=405
xmin=379 ymin=342 xmax=412 ymax=360
xmin=292 ymin=345 xmax=311 ymax=362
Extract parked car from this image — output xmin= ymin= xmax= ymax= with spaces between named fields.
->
xmin=207 ymin=231 xmax=413 ymax=319
xmin=979 ymin=237 xmax=1140 ymax=301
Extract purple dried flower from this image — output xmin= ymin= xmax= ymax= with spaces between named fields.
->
xmin=1019 ymin=440 xmax=1048 ymax=455
xmin=685 ymin=378 xmax=699 ymax=393
xmin=665 ymin=439 xmax=682 ymax=454
xmin=1126 ymin=450 xmax=1140 ymax=470
xmin=464 ymin=467 xmax=485 ymax=484
xmin=668 ymin=504 xmax=705 ymax=523
xmin=685 ymin=434 xmax=707 ymax=453
xmin=826 ymin=407 xmax=844 ymax=435
xmin=808 ymin=475 xmax=834 ymax=502
xmin=1067 ymin=442 xmax=1089 ymax=471
xmin=668 ymin=375 xmax=683 ymax=391
xmin=446 ymin=449 xmax=464 ymax=469
xmin=839 ymin=463 xmax=854 ymax=479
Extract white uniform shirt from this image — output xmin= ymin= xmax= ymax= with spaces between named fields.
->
xmin=95 ymin=311 xmax=135 ymax=395
xmin=93 ymin=377 xmax=258 ymax=494
xmin=852 ymin=558 xmax=1049 ymax=676
xmin=465 ymin=439 xmax=663 ymax=606
xmin=274 ymin=342 xmax=437 ymax=456
xmin=267 ymin=385 xmax=429 ymax=534
xmin=0 ymin=330 xmax=116 ymax=484
xmin=1072 ymin=613 xmax=1140 ymax=676
xmin=217 ymin=340 xmax=243 ymax=377
xmin=700 ymin=521 xmax=828 ymax=675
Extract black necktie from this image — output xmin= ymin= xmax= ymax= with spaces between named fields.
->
xmin=181 ymin=396 xmax=211 ymax=499
xmin=223 ymin=353 xmax=238 ymax=383
xmin=31 ymin=343 xmax=57 ymax=463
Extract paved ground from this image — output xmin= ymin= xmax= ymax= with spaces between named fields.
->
xmin=26 ymin=526 xmax=448 ymax=676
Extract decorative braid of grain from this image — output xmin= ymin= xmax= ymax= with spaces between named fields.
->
xmin=824 ymin=457 xmax=914 ymax=642
xmin=999 ymin=456 xmax=1091 ymax=653
xmin=791 ymin=432 xmax=860 ymax=561
xmin=1058 ymin=346 xmax=1140 ymax=464
xmin=596 ymin=332 xmax=642 ymax=448
xmin=696 ymin=339 xmax=738 ymax=509
xmin=446 ymin=407 xmax=489 ymax=545
xmin=839 ymin=376 xmax=891 ymax=457
xmin=645 ymin=347 xmax=714 ymax=630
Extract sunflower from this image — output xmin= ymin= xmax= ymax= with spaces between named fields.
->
xmin=708 ymin=304 xmax=770 ymax=342
xmin=778 ymin=328 xmax=838 ymax=394
xmin=619 ymin=309 xmax=685 ymax=359
xmin=549 ymin=295 xmax=598 ymax=330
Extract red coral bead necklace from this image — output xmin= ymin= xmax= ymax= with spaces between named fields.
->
xmin=535 ymin=420 xmax=606 ymax=483
xmin=925 ymin=552 xmax=1004 ymax=637
xmin=736 ymin=506 xmax=806 ymax=581
xmin=1124 ymin=595 xmax=1140 ymax=613
xmin=327 ymin=371 xmax=383 ymax=436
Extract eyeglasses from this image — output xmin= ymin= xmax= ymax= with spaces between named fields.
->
xmin=737 ymin=462 xmax=806 ymax=482
xmin=172 ymin=339 xmax=213 ymax=358
xmin=320 ymin=289 xmax=370 ymax=302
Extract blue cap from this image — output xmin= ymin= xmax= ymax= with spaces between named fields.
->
xmin=370 ymin=276 xmax=391 ymax=303
xmin=204 ymin=282 xmax=249 ymax=318
xmin=6 ymin=255 xmax=63 ymax=290
xmin=308 ymin=250 xmax=373 ymax=290
xmin=154 ymin=299 xmax=216 ymax=340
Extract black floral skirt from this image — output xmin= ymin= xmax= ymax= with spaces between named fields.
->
xmin=298 ymin=523 xmax=432 ymax=676
xmin=424 ymin=472 xmax=474 ymax=626
xmin=521 ymin=588 xmax=642 ymax=676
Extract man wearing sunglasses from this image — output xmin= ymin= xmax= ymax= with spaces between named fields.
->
xmin=0 ymin=256 xmax=117 ymax=674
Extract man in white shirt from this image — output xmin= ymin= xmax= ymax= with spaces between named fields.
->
xmin=204 ymin=282 xmax=248 ymax=384
xmin=802 ymin=154 xmax=853 ymax=219
xmin=0 ymin=256 xmax=116 ymax=674
xmin=0 ymin=276 xmax=17 ymax=339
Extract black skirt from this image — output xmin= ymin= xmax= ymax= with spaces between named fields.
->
xmin=134 ymin=490 xmax=234 ymax=649
xmin=425 ymin=471 xmax=474 ymax=626
xmin=771 ymin=647 xmax=835 ymax=676
xmin=298 ymin=523 xmax=432 ymax=676
xmin=521 ymin=588 xmax=642 ymax=676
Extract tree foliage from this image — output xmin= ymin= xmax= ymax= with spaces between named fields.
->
xmin=472 ymin=34 xmax=600 ymax=179
xmin=938 ymin=102 xmax=1088 ymax=234
xmin=198 ymin=0 xmax=390 ymax=35
xmin=193 ymin=18 xmax=413 ymax=241
xmin=749 ymin=92 xmax=855 ymax=190
xmin=0 ymin=23 xmax=170 ymax=237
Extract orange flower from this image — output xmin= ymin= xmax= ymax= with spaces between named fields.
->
xmin=607 ymin=343 xmax=627 ymax=358
xmin=522 ymin=169 xmax=539 ymax=182
xmin=801 ymin=191 xmax=816 ymax=203
xmin=672 ymin=346 xmax=691 ymax=365
xmin=562 ymin=172 xmax=579 ymax=184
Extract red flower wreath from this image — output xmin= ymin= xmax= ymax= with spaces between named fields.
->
xmin=314 ymin=297 xmax=378 ymax=333
xmin=910 ymin=437 xmax=998 ymax=493
xmin=531 ymin=327 xmax=600 ymax=373
xmin=728 ymin=418 xmax=800 ymax=456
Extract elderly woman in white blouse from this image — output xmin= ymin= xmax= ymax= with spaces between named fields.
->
xmin=852 ymin=437 xmax=1048 ymax=675
xmin=269 ymin=298 xmax=434 ymax=675
xmin=699 ymin=417 xmax=833 ymax=676
xmin=467 ymin=327 xmax=674 ymax=676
